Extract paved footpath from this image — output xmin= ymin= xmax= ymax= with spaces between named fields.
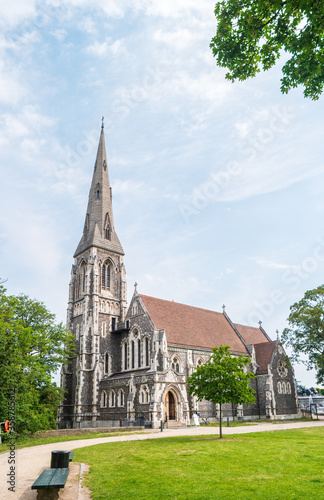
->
xmin=1 ymin=419 xmax=324 ymax=500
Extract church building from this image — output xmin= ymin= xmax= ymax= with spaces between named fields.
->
xmin=58 ymin=125 xmax=299 ymax=429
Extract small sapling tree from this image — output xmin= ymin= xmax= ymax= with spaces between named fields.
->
xmin=187 ymin=345 xmax=255 ymax=438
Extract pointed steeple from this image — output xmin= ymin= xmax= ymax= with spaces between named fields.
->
xmin=74 ymin=125 xmax=124 ymax=257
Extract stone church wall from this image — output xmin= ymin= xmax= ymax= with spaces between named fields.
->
xmin=270 ymin=348 xmax=299 ymax=417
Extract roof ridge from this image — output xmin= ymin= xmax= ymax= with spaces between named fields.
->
xmin=139 ymin=294 xmax=224 ymax=315
xmin=235 ymin=321 xmax=260 ymax=329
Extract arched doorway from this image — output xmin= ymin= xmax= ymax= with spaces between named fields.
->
xmin=165 ymin=391 xmax=176 ymax=421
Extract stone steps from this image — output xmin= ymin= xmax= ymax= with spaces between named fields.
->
xmin=166 ymin=421 xmax=185 ymax=428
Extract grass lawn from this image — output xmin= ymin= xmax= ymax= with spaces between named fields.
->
xmin=74 ymin=427 xmax=324 ymax=500
xmin=0 ymin=429 xmax=146 ymax=454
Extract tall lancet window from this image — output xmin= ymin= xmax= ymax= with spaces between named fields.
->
xmin=138 ymin=339 xmax=141 ymax=368
xmin=107 ymin=265 xmax=110 ymax=289
xmin=104 ymin=213 xmax=111 ymax=240
xmin=124 ymin=343 xmax=128 ymax=370
xmin=101 ymin=261 xmax=111 ymax=291
xmin=104 ymin=352 xmax=110 ymax=374
xmin=132 ymin=341 xmax=135 ymax=369
xmin=145 ymin=337 xmax=149 ymax=366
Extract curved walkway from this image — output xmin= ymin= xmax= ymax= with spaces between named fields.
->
xmin=1 ymin=419 xmax=324 ymax=500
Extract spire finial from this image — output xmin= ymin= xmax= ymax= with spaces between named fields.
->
xmin=134 ymin=282 xmax=138 ymax=292
xmin=222 ymin=304 xmax=226 ymax=313
xmin=258 ymin=320 xmax=262 ymax=327
xmin=101 ymin=116 xmax=104 ymax=129
xmin=276 ymin=329 xmax=280 ymax=341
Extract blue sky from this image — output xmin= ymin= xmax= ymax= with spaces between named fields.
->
xmin=0 ymin=1 xmax=323 ymax=387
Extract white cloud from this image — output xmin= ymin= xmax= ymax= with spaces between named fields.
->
xmin=0 ymin=0 xmax=37 ymax=27
xmin=113 ymin=179 xmax=143 ymax=194
xmin=253 ymin=259 xmax=297 ymax=271
xmin=154 ymin=28 xmax=202 ymax=50
xmin=85 ymin=38 xmax=128 ymax=57
xmin=51 ymin=29 xmax=67 ymax=42
xmin=0 ymin=62 xmax=27 ymax=105
xmin=78 ymin=17 xmax=97 ymax=35
xmin=0 ymin=106 xmax=54 ymax=143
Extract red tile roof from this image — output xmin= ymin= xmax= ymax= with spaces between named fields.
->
xmin=235 ymin=323 xmax=269 ymax=345
xmin=254 ymin=341 xmax=276 ymax=374
xmin=139 ymin=295 xmax=248 ymax=355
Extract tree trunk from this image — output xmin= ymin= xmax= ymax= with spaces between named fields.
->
xmin=219 ymin=403 xmax=222 ymax=439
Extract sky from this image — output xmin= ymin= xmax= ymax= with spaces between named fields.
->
xmin=0 ymin=0 xmax=323 ymax=388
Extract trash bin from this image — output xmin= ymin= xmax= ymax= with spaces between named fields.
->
xmin=51 ymin=450 xmax=70 ymax=469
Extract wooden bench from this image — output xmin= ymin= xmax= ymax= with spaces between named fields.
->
xmin=69 ymin=451 xmax=74 ymax=461
xmin=31 ymin=467 xmax=69 ymax=500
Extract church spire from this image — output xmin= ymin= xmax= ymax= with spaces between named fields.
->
xmin=74 ymin=125 xmax=124 ymax=257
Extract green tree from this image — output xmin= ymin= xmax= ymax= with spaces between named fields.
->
xmin=210 ymin=1 xmax=324 ymax=100
xmin=282 ymin=284 xmax=324 ymax=384
xmin=0 ymin=284 xmax=74 ymax=436
xmin=187 ymin=345 xmax=255 ymax=438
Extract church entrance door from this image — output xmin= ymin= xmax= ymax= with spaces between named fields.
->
xmin=165 ymin=391 xmax=176 ymax=420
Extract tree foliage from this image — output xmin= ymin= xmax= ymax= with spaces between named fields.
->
xmin=210 ymin=1 xmax=324 ymax=100
xmin=0 ymin=285 xmax=74 ymax=435
xmin=282 ymin=284 xmax=324 ymax=384
xmin=187 ymin=345 xmax=255 ymax=437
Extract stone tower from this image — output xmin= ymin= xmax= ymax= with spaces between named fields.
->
xmin=58 ymin=124 xmax=127 ymax=428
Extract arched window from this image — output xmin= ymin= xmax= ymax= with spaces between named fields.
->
xmin=107 ymin=265 xmax=110 ymax=289
xmin=277 ymin=382 xmax=282 ymax=394
xmin=282 ymin=382 xmax=286 ymax=394
xmin=82 ymin=266 xmax=86 ymax=292
xmin=75 ymin=275 xmax=79 ymax=299
xmin=110 ymin=390 xmax=115 ymax=407
xmin=118 ymin=389 xmax=124 ymax=407
xmin=132 ymin=341 xmax=135 ymax=369
xmin=124 ymin=343 xmax=128 ymax=370
xmin=138 ymin=339 xmax=141 ymax=368
xmin=145 ymin=337 xmax=149 ymax=366
xmin=140 ymin=386 xmax=149 ymax=404
xmin=102 ymin=264 xmax=105 ymax=289
xmin=172 ymin=357 xmax=180 ymax=373
xmin=101 ymin=261 xmax=111 ymax=291
xmin=197 ymin=359 xmax=204 ymax=367
xmin=287 ymin=382 xmax=291 ymax=394
xmin=101 ymin=391 xmax=107 ymax=407
xmin=104 ymin=352 xmax=110 ymax=374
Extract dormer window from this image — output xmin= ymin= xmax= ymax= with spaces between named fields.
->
xmin=104 ymin=213 xmax=111 ymax=240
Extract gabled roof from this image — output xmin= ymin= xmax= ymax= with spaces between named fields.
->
xmin=254 ymin=341 xmax=277 ymax=374
xmin=235 ymin=323 xmax=269 ymax=345
xmin=139 ymin=295 xmax=249 ymax=355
